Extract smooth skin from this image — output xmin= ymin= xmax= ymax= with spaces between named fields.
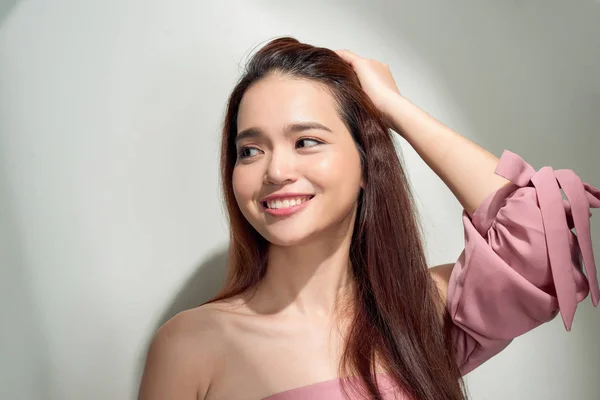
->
xmin=138 ymin=49 xmax=512 ymax=400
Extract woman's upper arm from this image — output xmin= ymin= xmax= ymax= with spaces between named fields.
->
xmin=138 ymin=311 xmax=213 ymax=400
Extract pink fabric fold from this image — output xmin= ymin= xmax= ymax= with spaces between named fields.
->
xmin=448 ymin=149 xmax=600 ymax=375
xmin=262 ymin=373 xmax=403 ymax=400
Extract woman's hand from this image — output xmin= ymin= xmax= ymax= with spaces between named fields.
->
xmin=335 ymin=49 xmax=403 ymax=125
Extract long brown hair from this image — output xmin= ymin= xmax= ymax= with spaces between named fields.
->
xmin=205 ymin=37 xmax=467 ymax=400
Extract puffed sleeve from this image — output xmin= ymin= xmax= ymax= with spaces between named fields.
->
xmin=446 ymin=150 xmax=600 ymax=376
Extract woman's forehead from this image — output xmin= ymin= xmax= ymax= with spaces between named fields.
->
xmin=237 ymin=76 xmax=340 ymax=134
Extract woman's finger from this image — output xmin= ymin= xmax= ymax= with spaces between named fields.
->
xmin=334 ymin=49 xmax=363 ymax=65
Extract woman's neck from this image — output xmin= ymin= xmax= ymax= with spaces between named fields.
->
xmin=248 ymin=228 xmax=357 ymax=319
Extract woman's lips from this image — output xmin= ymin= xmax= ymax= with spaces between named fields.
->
xmin=262 ymin=195 xmax=314 ymax=217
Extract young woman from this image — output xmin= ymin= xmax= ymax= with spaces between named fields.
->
xmin=138 ymin=37 xmax=600 ymax=400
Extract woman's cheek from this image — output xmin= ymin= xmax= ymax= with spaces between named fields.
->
xmin=313 ymin=156 xmax=332 ymax=173
xmin=232 ymin=169 xmax=253 ymax=208
xmin=313 ymin=152 xmax=361 ymax=185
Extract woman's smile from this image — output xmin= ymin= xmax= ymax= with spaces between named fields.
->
xmin=261 ymin=194 xmax=315 ymax=217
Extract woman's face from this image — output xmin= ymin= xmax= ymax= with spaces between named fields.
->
xmin=233 ymin=74 xmax=363 ymax=246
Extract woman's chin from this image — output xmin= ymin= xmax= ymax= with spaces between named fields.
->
xmin=265 ymin=234 xmax=310 ymax=247
xmin=262 ymin=229 xmax=315 ymax=247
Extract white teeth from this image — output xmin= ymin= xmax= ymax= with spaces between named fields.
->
xmin=266 ymin=196 xmax=311 ymax=209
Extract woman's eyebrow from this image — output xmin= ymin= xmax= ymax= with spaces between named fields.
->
xmin=235 ymin=122 xmax=332 ymax=144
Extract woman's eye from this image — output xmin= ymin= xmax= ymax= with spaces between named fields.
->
xmin=238 ymin=147 xmax=261 ymax=159
xmin=296 ymin=138 xmax=322 ymax=149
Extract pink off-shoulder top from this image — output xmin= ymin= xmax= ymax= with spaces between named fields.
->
xmin=261 ymin=150 xmax=600 ymax=400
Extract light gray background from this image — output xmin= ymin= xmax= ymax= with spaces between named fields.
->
xmin=1 ymin=0 xmax=599 ymax=399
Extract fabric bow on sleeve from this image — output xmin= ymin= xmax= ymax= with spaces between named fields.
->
xmin=492 ymin=150 xmax=600 ymax=331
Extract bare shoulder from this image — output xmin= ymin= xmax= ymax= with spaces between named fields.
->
xmin=429 ymin=263 xmax=455 ymax=320
xmin=138 ymin=300 xmax=243 ymax=400
xmin=429 ymin=262 xmax=454 ymax=298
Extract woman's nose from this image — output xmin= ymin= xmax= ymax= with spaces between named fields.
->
xmin=264 ymin=151 xmax=297 ymax=185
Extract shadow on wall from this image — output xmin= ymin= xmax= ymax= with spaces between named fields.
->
xmin=0 ymin=140 xmax=55 ymax=399
xmin=0 ymin=0 xmax=20 ymax=27
xmin=134 ymin=248 xmax=229 ymax=394
xmin=157 ymin=249 xmax=229 ymax=328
